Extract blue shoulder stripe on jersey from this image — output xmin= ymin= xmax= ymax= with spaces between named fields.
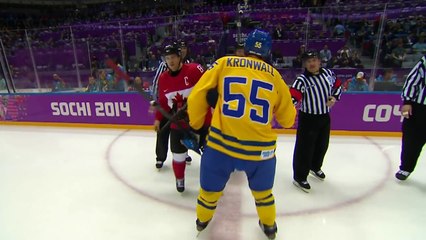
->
xmin=207 ymin=135 xmax=262 ymax=156
xmin=209 ymin=127 xmax=276 ymax=147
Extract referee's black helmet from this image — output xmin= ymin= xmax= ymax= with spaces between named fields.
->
xmin=302 ymin=50 xmax=319 ymax=61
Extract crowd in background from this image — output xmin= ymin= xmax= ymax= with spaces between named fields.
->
xmin=0 ymin=0 xmax=425 ymax=93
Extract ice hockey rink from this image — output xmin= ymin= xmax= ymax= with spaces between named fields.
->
xmin=0 ymin=125 xmax=425 ymax=240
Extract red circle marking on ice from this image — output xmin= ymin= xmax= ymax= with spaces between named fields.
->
xmin=106 ymin=131 xmax=392 ymax=218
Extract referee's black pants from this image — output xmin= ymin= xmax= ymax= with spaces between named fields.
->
xmin=293 ymin=111 xmax=330 ymax=182
xmin=155 ymin=117 xmax=170 ymax=162
xmin=400 ymin=103 xmax=426 ymax=173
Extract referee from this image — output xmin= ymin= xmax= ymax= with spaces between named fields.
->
xmin=151 ymin=40 xmax=192 ymax=169
xmin=396 ymin=54 xmax=426 ymax=181
xmin=290 ymin=50 xmax=342 ymax=192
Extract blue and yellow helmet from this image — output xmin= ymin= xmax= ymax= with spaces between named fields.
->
xmin=244 ymin=29 xmax=272 ymax=59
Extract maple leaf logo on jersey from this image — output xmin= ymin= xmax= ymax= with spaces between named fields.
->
xmin=172 ymin=92 xmax=186 ymax=109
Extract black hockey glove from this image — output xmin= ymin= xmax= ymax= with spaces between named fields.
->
xmin=174 ymin=105 xmax=188 ymax=120
xmin=206 ymin=88 xmax=218 ymax=108
xmin=181 ymin=131 xmax=201 ymax=154
xmin=197 ymin=125 xmax=209 ymax=151
xmin=180 ymin=126 xmax=209 ymax=155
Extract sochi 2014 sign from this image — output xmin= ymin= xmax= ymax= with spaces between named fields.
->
xmin=0 ymin=92 xmax=402 ymax=132
xmin=0 ymin=93 xmax=154 ymax=125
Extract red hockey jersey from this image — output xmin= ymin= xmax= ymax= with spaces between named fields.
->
xmin=156 ymin=63 xmax=211 ymax=129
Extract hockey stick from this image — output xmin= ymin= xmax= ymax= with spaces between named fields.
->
xmin=157 ymin=103 xmax=187 ymax=135
xmin=105 ymin=59 xmax=201 ymax=154
xmin=149 ymin=101 xmax=201 ymax=155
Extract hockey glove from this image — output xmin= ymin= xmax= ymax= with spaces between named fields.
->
xmin=181 ymin=131 xmax=201 ymax=154
xmin=180 ymin=126 xmax=210 ymax=155
xmin=197 ymin=125 xmax=209 ymax=152
xmin=175 ymin=105 xmax=188 ymax=120
xmin=206 ymin=88 xmax=218 ymax=108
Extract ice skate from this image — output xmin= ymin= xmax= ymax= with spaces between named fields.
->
xmin=196 ymin=219 xmax=209 ymax=232
xmin=310 ymin=169 xmax=326 ymax=180
xmin=176 ymin=178 xmax=185 ymax=192
xmin=185 ymin=156 xmax=192 ymax=165
xmin=259 ymin=220 xmax=277 ymax=239
xmin=155 ymin=160 xmax=164 ymax=170
xmin=293 ymin=180 xmax=311 ymax=193
xmin=395 ymin=170 xmax=410 ymax=181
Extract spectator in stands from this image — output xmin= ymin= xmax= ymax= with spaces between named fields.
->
xmin=370 ymin=68 xmax=401 ymax=91
xmin=273 ymin=23 xmax=284 ymax=40
xmin=51 ymin=73 xmax=66 ymax=92
xmin=350 ymin=51 xmax=364 ymax=68
xmin=338 ymin=46 xmax=351 ymax=59
xmin=335 ymin=46 xmax=353 ymax=68
xmin=335 ymin=53 xmax=352 ymax=68
xmin=147 ymin=52 xmax=159 ymax=71
xmin=104 ymin=70 xmax=118 ymax=92
xmin=333 ymin=22 xmax=345 ymax=37
xmin=272 ymin=50 xmax=284 ymax=67
xmin=381 ymin=41 xmax=394 ymax=67
xmin=292 ymin=55 xmax=303 ymax=68
xmin=405 ymin=32 xmax=417 ymax=49
xmin=319 ymin=45 xmax=332 ymax=67
xmin=0 ymin=75 xmax=6 ymax=90
xmin=97 ymin=70 xmax=108 ymax=92
xmin=235 ymin=42 xmax=245 ymax=57
xmin=90 ymin=55 xmax=98 ymax=77
xmin=412 ymin=35 xmax=426 ymax=54
xmin=139 ymin=54 xmax=148 ymax=72
xmin=298 ymin=44 xmax=306 ymax=57
xmin=180 ymin=29 xmax=191 ymax=37
xmin=318 ymin=30 xmax=328 ymax=39
xmin=128 ymin=76 xmax=143 ymax=92
xmin=203 ymin=45 xmax=216 ymax=64
xmin=345 ymin=72 xmax=369 ymax=92
xmin=8 ymin=65 xmax=18 ymax=80
xmin=195 ymin=54 xmax=207 ymax=68
xmin=375 ymin=69 xmax=398 ymax=83
xmin=113 ymin=64 xmax=128 ymax=92
xmin=391 ymin=41 xmax=406 ymax=68
xmin=292 ymin=44 xmax=307 ymax=68
xmin=85 ymin=76 xmax=99 ymax=92
xmin=353 ymin=25 xmax=367 ymax=48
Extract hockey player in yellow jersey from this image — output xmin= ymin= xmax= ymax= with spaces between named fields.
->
xmin=187 ymin=29 xmax=296 ymax=239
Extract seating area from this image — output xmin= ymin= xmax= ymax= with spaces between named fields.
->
xmin=0 ymin=0 xmax=425 ymax=92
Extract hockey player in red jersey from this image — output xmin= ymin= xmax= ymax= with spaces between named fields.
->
xmin=154 ymin=43 xmax=208 ymax=192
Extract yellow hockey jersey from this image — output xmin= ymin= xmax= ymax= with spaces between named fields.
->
xmin=188 ymin=56 xmax=296 ymax=161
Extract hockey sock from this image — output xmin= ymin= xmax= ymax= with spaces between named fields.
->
xmin=172 ymin=160 xmax=186 ymax=179
xmin=252 ymin=189 xmax=276 ymax=226
xmin=172 ymin=152 xmax=187 ymax=179
xmin=196 ymin=188 xmax=223 ymax=223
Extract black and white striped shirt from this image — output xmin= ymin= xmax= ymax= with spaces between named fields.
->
xmin=402 ymin=54 xmax=426 ymax=105
xmin=291 ymin=68 xmax=342 ymax=114
xmin=151 ymin=59 xmax=192 ymax=101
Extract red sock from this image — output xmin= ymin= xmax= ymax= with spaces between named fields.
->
xmin=172 ymin=160 xmax=186 ymax=179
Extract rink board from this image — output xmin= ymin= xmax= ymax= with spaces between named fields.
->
xmin=0 ymin=92 xmax=402 ymax=134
